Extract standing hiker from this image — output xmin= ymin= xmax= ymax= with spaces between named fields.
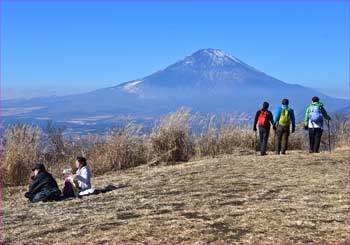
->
xmin=273 ymin=98 xmax=296 ymax=155
xmin=253 ymin=101 xmax=274 ymax=155
xmin=304 ymin=96 xmax=331 ymax=153
xmin=24 ymin=163 xmax=61 ymax=202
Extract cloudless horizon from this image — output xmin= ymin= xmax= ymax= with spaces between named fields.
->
xmin=1 ymin=1 xmax=349 ymax=99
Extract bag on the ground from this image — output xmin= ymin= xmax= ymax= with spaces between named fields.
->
xmin=279 ymin=108 xmax=291 ymax=126
xmin=258 ymin=110 xmax=269 ymax=127
xmin=310 ymin=105 xmax=323 ymax=124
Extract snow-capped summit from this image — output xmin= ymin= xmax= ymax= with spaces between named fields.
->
xmin=193 ymin=48 xmax=242 ymax=63
xmin=114 ymin=48 xmax=293 ymax=96
xmin=179 ymin=48 xmax=243 ymax=68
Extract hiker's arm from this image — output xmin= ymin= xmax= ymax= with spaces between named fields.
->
xmin=268 ymin=111 xmax=274 ymax=126
xmin=304 ymin=106 xmax=310 ymax=126
xmin=76 ymin=173 xmax=88 ymax=184
xmin=321 ymin=107 xmax=331 ymax=120
xmin=290 ymin=109 xmax=296 ymax=128
xmin=273 ymin=108 xmax=281 ymax=126
xmin=28 ymin=179 xmax=40 ymax=194
xmin=253 ymin=111 xmax=259 ymax=130
xmin=76 ymin=168 xmax=90 ymax=189
xmin=28 ymin=176 xmax=48 ymax=194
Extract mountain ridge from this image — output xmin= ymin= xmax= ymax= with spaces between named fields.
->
xmin=3 ymin=48 xmax=348 ymax=133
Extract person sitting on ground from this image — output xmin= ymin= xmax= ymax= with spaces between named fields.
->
xmin=273 ymin=98 xmax=296 ymax=155
xmin=63 ymin=156 xmax=93 ymax=197
xmin=253 ymin=101 xmax=274 ymax=155
xmin=304 ymin=96 xmax=331 ymax=153
xmin=24 ymin=163 xmax=61 ymax=202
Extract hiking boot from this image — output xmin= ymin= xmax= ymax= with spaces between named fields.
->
xmin=260 ymin=152 xmax=266 ymax=156
xmin=281 ymin=152 xmax=286 ymax=155
xmin=309 ymin=150 xmax=314 ymax=153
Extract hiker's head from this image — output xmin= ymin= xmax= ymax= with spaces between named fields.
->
xmin=32 ymin=163 xmax=45 ymax=176
xmin=282 ymin=99 xmax=289 ymax=105
xmin=312 ymin=96 xmax=320 ymax=102
xmin=262 ymin=102 xmax=269 ymax=110
xmin=76 ymin=156 xmax=87 ymax=169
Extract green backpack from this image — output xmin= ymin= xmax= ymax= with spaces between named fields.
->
xmin=279 ymin=108 xmax=291 ymax=126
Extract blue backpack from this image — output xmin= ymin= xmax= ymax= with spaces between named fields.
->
xmin=309 ymin=105 xmax=323 ymax=125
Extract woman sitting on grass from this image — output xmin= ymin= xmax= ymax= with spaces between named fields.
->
xmin=63 ymin=156 xmax=93 ymax=197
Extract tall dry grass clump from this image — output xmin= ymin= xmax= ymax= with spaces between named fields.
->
xmin=37 ymin=122 xmax=89 ymax=178
xmin=1 ymin=124 xmax=41 ymax=186
xmin=330 ymin=113 xmax=350 ymax=148
xmin=196 ymin=114 xmax=220 ymax=157
xmin=148 ymin=108 xmax=195 ymax=164
xmin=87 ymin=124 xmax=147 ymax=174
xmin=218 ymin=125 xmax=255 ymax=154
xmin=43 ymin=121 xmax=67 ymax=164
xmin=196 ymin=114 xmax=255 ymax=157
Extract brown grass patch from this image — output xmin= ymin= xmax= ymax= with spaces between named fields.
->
xmin=148 ymin=108 xmax=195 ymax=164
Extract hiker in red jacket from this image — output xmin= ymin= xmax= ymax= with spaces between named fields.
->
xmin=253 ymin=102 xmax=274 ymax=155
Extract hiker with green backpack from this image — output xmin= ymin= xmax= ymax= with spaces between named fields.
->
xmin=253 ymin=101 xmax=274 ymax=155
xmin=304 ymin=96 xmax=331 ymax=153
xmin=273 ymin=98 xmax=296 ymax=155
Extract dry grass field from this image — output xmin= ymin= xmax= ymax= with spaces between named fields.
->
xmin=2 ymin=148 xmax=349 ymax=244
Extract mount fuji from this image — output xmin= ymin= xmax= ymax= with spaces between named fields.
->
xmin=3 ymin=48 xmax=347 ymax=133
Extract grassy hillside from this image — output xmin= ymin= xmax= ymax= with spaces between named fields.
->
xmin=2 ymin=148 xmax=349 ymax=244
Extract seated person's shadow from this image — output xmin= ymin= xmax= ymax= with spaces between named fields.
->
xmin=58 ymin=183 xmax=129 ymax=201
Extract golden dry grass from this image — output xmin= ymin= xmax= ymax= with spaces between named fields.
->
xmin=2 ymin=124 xmax=41 ymax=186
xmin=3 ymin=110 xmax=349 ymax=187
xmin=2 ymin=148 xmax=350 ymax=244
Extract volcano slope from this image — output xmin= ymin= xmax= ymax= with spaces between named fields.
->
xmin=2 ymin=148 xmax=350 ymax=244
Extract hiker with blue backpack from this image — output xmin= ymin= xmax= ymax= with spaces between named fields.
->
xmin=273 ymin=99 xmax=296 ymax=155
xmin=304 ymin=96 xmax=331 ymax=153
xmin=253 ymin=102 xmax=274 ymax=155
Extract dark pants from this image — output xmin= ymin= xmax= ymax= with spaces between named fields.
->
xmin=275 ymin=125 xmax=290 ymax=154
xmin=25 ymin=188 xmax=61 ymax=202
xmin=63 ymin=181 xmax=78 ymax=198
xmin=309 ymin=128 xmax=323 ymax=153
xmin=259 ymin=126 xmax=270 ymax=154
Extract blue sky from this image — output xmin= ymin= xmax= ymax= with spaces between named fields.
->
xmin=1 ymin=1 xmax=349 ymax=99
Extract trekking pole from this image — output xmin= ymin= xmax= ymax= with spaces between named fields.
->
xmin=327 ymin=119 xmax=331 ymax=152
xmin=255 ymin=130 xmax=258 ymax=155
xmin=272 ymin=125 xmax=276 ymax=153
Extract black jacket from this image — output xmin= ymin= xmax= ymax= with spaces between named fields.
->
xmin=28 ymin=171 xmax=59 ymax=195
xmin=253 ymin=109 xmax=274 ymax=130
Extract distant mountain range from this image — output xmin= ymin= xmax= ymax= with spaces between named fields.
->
xmin=3 ymin=48 xmax=348 ymax=134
